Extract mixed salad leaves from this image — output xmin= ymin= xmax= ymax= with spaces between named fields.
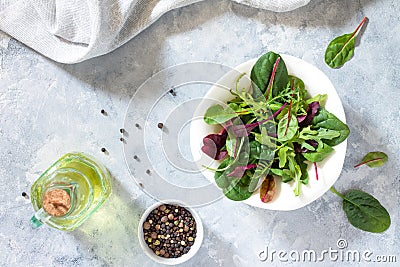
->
xmin=201 ymin=51 xmax=349 ymax=202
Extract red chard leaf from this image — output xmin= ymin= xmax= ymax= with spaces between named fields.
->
xmin=260 ymin=175 xmax=276 ymax=203
xmin=298 ymin=101 xmax=320 ymax=128
xmin=201 ymin=128 xmax=228 ymax=160
xmin=227 ymin=164 xmax=257 ymax=178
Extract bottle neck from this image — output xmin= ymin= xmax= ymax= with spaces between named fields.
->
xmin=30 ymin=183 xmax=77 ymax=229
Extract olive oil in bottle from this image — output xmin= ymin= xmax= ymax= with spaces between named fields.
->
xmin=30 ymin=152 xmax=112 ymax=231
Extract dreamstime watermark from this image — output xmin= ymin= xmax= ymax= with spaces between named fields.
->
xmin=258 ymin=239 xmax=397 ymax=263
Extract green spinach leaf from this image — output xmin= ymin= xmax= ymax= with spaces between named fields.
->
xmin=331 ymin=187 xmax=391 ymax=233
xmin=325 ymin=17 xmax=367 ymax=68
xmin=214 ymin=158 xmax=232 ymax=188
xmin=295 ymin=154 xmax=309 ymax=185
xmin=311 ymin=107 xmax=350 ymax=146
xmin=293 ymin=165 xmax=302 ymax=196
xmin=302 ymin=143 xmax=334 ymax=162
xmin=250 ymin=51 xmax=288 ymax=96
xmin=223 ymin=172 xmax=253 ymax=201
xmin=354 ymin=151 xmax=388 ymax=168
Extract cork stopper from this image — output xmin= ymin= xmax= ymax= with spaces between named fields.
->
xmin=42 ymin=189 xmax=71 ymax=217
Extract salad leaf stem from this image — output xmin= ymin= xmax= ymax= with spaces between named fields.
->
xmin=354 ymin=152 xmax=388 ymax=168
xmin=330 ymin=186 xmax=345 ymax=199
xmin=264 ymin=57 xmax=281 ymax=100
xmin=273 ymin=141 xmax=289 ymax=152
xmin=284 ymin=80 xmax=295 ymax=136
xmin=354 ymin=158 xmax=383 ymax=168
xmin=351 ymin=17 xmax=368 ymax=41
xmin=231 ymin=103 xmax=287 ymax=137
xmin=325 ymin=17 xmax=368 ymax=68
xmin=235 ymin=72 xmax=247 ymax=91
xmin=314 ymin=162 xmax=319 ymax=181
xmin=330 ymin=17 xmax=367 ymax=64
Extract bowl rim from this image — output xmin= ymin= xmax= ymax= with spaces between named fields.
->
xmin=189 ymin=54 xmax=347 ymax=210
xmin=137 ymin=200 xmax=204 ymax=265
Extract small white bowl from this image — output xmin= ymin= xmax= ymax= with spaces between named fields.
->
xmin=138 ymin=200 xmax=203 ymax=265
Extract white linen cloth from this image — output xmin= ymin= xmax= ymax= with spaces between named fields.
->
xmin=0 ymin=0 xmax=310 ymax=63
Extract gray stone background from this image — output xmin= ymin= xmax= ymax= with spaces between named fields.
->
xmin=0 ymin=0 xmax=399 ymax=266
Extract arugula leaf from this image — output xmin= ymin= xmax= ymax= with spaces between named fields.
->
xmin=269 ymin=168 xmax=283 ymax=176
xmin=295 ymin=154 xmax=309 ymax=185
xmin=311 ymin=107 xmax=350 ymax=146
xmin=296 ymin=126 xmax=340 ymax=150
xmin=250 ymin=51 xmax=288 ymax=96
xmin=204 ymin=104 xmax=236 ymax=125
xmin=293 ymin=165 xmax=302 ymax=196
xmin=278 ymin=146 xmax=290 ymax=168
xmin=316 ymin=128 xmax=341 ymax=140
xmin=302 ymin=143 xmax=334 ymax=162
xmin=254 ymin=127 xmax=276 ymax=148
xmin=354 ymin=151 xmax=388 ymax=168
xmin=306 ymin=94 xmax=327 ymax=106
xmin=289 ymin=75 xmax=306 ymax=99
xmin=325 ymin=17 xmax=368 ymax=68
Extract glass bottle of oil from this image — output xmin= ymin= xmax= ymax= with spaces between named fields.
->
xmin=30 ymin=152 xmax=112 ymax=231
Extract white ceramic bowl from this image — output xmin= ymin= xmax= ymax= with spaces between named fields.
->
xmin=190 ymin=54 xmax=347 ymax=210
xmin=137 ymin=200 xmax=204 ymax=265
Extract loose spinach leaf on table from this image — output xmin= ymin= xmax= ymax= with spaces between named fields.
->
xmin=330 ymin=187 xmax=391 ymax=233
xmin=250 ymin=51 xmax=288 ymax=96
xmin=311 ymin=107 xmax=350 ymax=146
xmin=354 ymin=151 xmax=388 ymax=168
xmin=325 ymin=17 xmax=368 ymax=68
